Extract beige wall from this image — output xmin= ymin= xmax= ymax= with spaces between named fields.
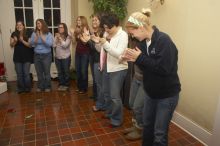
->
xmin=127 ymin=0 xmax=220 ymax=131
xmin=71 ymin=0 xmax=220 ymax=132
xmin=71 ymin=0 xmax=93 ymax=26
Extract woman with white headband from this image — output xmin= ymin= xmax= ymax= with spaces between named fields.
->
xmin=122 ymin=8 xmax=181 ymax=146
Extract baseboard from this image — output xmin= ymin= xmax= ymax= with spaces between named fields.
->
xmin=0 ymin=82 xmax=7 ymax=94
xmin=172 ymin=111 xmax=211 ymax=145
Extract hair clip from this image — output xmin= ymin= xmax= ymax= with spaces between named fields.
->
xmin=128 ymin=16 xmax=143 ymax=26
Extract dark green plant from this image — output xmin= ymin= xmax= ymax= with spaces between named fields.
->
xmin=88 ymin=0 xmax=128 ymax=20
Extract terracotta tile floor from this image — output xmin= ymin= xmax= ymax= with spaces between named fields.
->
xmin=0 ymin=81 xmax=204 ymax=146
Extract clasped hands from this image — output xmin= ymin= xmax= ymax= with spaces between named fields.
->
xmin=121 ymin=47 xmax=142 ymax=62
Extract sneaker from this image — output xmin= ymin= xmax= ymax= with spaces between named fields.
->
xmin=63 ymin=86 xmax=69 ymax=91
xmin=58 ymin=86 xmax=64 ymax=91
xmin=45 ymin=89 xmax=51 ymax=92
xmin=124 ymin=128 xmax=142 ymax=141
xmin=58 ymin=86 xmax=68 ymax=91
xmin=92 ymin=106 xmax=100 ymax=112
xmin=122 ymin=126 xmax=136 ymax=135
xmin=36 ymin=88 xmax=42 ymax=92
xmin=78 ymin=90 xmax=87 ymax=94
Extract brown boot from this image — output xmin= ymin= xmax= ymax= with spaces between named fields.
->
xmin=124 ymin=127 xmax=142 ymax=141
xmin=122 ymin=126 xmax=136 ymax=135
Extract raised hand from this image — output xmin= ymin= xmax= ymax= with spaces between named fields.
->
xmin=80 ymin=31 xmax=91 ymax=43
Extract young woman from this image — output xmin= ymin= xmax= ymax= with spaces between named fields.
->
xmin=80 ymin=14 xmax=110 ymax=112
xmin=122 ymin=9 xmax=181 ymax=146
xmin=98 ymin=13 xmax=128 ymax=127
xmin=30 ymin=19 xmax=53 ymax=92
xmin=10 ymin=21 xmax=33 ymax=93
xmin=54 ymin=23 xmax=72 ymax=91
xmin=71 ymin=16 xmax=90 ymax=94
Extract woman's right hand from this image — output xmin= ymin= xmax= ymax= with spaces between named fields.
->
xmin=13 ymin=36 xmax=18 ymax=42
xmin=91 ymin=35 xmax=100 ymax=43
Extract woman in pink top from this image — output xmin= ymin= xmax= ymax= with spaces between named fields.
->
xmin=54 ymin=23 xmax=72 ymax=91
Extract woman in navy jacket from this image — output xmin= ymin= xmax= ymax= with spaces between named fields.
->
xmin=122 ymin=9 xmax=181 ymax=146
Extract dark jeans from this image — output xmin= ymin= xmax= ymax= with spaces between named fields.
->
xmin=14 ymin=62 xmax=31 ymax=92
xmin=142 ymin=94 xmax=179 ymax=146
xmin=34 ymin=53 xmax=52 ymax=90
xmin=90 ymin=55 xmax=97 ymax=98
xmin=55 ymin=56 xmax=71 ymax=86
xmin=75 ymin=53 xmax=89 ymax=91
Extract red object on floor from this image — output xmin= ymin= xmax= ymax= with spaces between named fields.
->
xmin=7 ymin=108 xmax=16 ymax=113
xmin=0 ymin=62 xmax=5 ymax=76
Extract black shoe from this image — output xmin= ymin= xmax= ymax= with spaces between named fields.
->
xmin=17 ymin=90 xmax=24 ymax=94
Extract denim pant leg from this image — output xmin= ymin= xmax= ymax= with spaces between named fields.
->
xmin=75 ymin=54 xmax=81 ymax=90
xmin=34 ymin=53 xmax=52 ymax=89
xmin=55 ymin=58 xmax=64 ymax=85
xmin=22 ymin=62 xmax=31 ymax=90
xmin=129 ymin=78 xmax=141 ymax=109
xmin=133 ymin=81 xmax=146 ymax=127
xmin=34 ymin=54 xmax=44 ymax=89
xmin=154 ymin=95 xmax=179 ymax=146
xmin=94 ymin=63 xmax=104 ymax=109
xmin=102 ymin=65 xmax=110 ymax=111
xmin=109 ymin=69 xmax=127 ymax=126
xmin=41 ymin=53 xmax=52 ymax=89
xmin=80 ymin=54 xmax=89 ymax=91
xmin=90 ymin=55 xmax=97 ymax=98
xmin=56 ymin=57 xmax=71 ymax=86
xmin=62 ymin=57 xmax=71 ymax=86
xmin=142 ymin=94 xmax=179 ymax=146
xmin=15 ymin=62 xmax=25 ymax=91
xmin=75 ymin=54 xmax=89 ymax=91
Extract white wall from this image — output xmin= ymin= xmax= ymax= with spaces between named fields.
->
xmin=0 ymin=0 xmax=16 ymax=80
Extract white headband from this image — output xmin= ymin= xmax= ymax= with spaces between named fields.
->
xmin=128 ymin=16 xmax=143 ymax=26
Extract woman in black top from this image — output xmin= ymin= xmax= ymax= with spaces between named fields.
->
xmin=10 ymin=21 xmax=33 ymax=93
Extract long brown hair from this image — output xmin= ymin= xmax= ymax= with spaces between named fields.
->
xmin=35 ymin=19 xmax=49 ymax=34
xmin=74 ymin=16 xmax=89 ymax=38
xmin=58 ymin=23 xmax=68 ymax=40
xmin=14 ymin=21 xmax=28 ymax=41
xmin=91 ymin=14 xmax=104 ymax=37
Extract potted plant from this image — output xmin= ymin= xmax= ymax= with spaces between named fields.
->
xmin=88 ymin=0 xmax=128 ymax=20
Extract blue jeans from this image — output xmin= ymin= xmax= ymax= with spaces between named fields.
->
xmin=95 ymin=63 xmax=110 ymax=110
xmin=129 ymin=78 xmax=146 ymax=127
xmin=106 ymin=69 xmax=127 ymax=126
xmin=34 ymin=53 xmax=52 ymax=90
xmin=142 ymin=94 xmax=179 ymax=146
xmin=75 ymin=53 xmax=89 ymax=91
xmin=14 ymin=62 xmax=31 ymax=92
xmin=90 ymin=55 xmax=97 ymax=98
xmin=55 ymin=56 xmax=71 ymax=86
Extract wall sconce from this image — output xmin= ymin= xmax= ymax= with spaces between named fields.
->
xmin=149 ymin=0 xmax=165 ymax=8
xmin=160 ymin=0 xmax=165 ymax=5
xmin=151 ymin=0 xmax=165 ymax=5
